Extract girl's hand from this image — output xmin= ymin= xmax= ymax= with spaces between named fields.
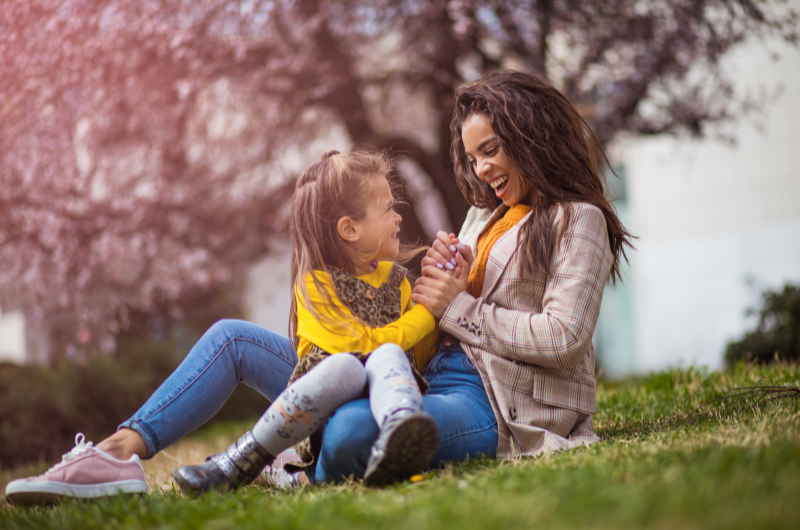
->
xmin=421 ymin=231 xmax=474 ymax=280
xmin=412 ymin=263 xmax=469 ymax=319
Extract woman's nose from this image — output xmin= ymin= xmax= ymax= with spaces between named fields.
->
xmin=476 ymin=158 xmax=491 ymax=179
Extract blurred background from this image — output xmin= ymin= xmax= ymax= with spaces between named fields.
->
xmin=0 ymin=0 xmax=798 ymax=463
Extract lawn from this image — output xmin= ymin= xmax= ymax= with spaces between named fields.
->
xmin=2 ymin=362 xmax=799 ymax=529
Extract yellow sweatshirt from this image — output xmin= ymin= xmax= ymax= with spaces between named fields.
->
xmin=296 ymin=261 xmax=439 ymax=370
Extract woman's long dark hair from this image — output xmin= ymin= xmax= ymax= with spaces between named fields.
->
xmin=450 ymin=70 xmax=634 ymax=283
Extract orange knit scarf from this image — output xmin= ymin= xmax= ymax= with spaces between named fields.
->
xmin=466 ymin=204 xmax=531 ymax=298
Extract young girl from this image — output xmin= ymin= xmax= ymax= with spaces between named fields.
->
xmin=171 ymin=150 xmax=444 ymax=492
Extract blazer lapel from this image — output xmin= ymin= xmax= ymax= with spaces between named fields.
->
xmin=459 ymin=205 xmax=503 ymax=250
xmin=480 ymin=211 xmax=532 ymax=298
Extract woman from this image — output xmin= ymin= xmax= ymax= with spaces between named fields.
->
xmin=5 ymin=70 xmax=630 ymax=503
xmin=310 ymin=69 xmax=632 ymax=480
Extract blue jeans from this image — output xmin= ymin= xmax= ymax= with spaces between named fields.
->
xmin=120 ymin=320 xmax=298 ymax=458
xmin=121 ymin=321 xmax=498 ymax=482
xmin=312 ymin=344 xmax=498 ymax=483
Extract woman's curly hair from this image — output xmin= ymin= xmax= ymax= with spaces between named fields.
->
xmin=450 ymin=70 xmax=634 ymax=283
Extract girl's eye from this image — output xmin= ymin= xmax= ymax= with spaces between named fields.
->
xmin=469 ymin=159 xmax=477 ymax=166
xmin=485 ymin=147 xmax=497 ymax=156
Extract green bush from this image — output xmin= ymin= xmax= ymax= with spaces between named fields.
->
xmin=724 ymin=283 xmax=800 ymax=367
xmin=0 ymin=336 xmax=269 ymax=468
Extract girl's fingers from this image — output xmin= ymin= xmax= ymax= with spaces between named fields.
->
xmin=412 ymin=282 xmax=438 ymax=301
xmin=435 ymin=232 xmax=456 ymax=258
xmin=413 ymin=275 xmax=434 ymax=290
xmin=414 ymin=275 xmax=435 ymax=289
xmin=421 ymin=256 xmax=441 ymax=270
xmin=411 ymin=291 xmax=437 ymax=313
xmin=432 ymin=239 xmax=453 ymax=262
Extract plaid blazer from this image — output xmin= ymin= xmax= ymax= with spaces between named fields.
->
xmin=440 ymin=202 xmax=614 ymax=457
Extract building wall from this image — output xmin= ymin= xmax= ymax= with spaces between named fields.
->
xmin=0 ymin=307 xmax=26 ymax=364
xmin=242 ymin=237 xmax=293 ymax=337
xmin=595 ymin=29 xmax=800 ymax=374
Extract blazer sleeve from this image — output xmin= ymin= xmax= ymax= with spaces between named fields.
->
xmin=439 ymin=204 xmax=614 ymax=370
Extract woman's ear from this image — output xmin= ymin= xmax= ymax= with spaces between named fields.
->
xmin=337 ymin=216 xmax=361 ymax=243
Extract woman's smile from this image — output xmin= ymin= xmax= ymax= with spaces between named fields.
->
xmin=461 ymin=113 xmax=529 ymax=207
xmin=488 ymin=174 xmax=510 ymax=196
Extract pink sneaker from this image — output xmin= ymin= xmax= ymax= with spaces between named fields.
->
xmin=5 ymin=433 xmax=148 ymax=506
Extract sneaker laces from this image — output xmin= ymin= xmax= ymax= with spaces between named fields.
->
xmin=261 ymin=456 xmax=302 ymax=489
xmin=46 ymin=433 xmax=95 ymax=473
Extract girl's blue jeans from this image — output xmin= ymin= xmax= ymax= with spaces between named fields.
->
xmin=120 ymin=319 xmax=498 ymax=483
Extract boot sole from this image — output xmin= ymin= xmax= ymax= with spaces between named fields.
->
xmin=170 ymin=468 xmax=204 ymax=495
xmin=364 ymin=412 xmax=439 ymax=487
xmin=170 ymin=466 xmax=232 ymax=495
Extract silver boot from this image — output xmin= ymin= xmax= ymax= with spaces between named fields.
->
xmin=172 ymin=431 xmax=274 ymax=494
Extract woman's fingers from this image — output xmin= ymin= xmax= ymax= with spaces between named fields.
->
xmin=434 ymin=231 xmax=457 ymax=262
xmin=431 ymin=232 xmax=472 ymax=274
xmin=421 ymin=264 xmax=449 ymax=280
xmin=453 ymin=251 xmax=471 ymax=281
xmin=455 ymin=242 xmax=475 ymax=265
xmin=423 ymin=249 xmax=449 ymax=269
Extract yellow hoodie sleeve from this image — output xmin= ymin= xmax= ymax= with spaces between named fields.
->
xmin=399 ymin=277 xmax=440 ymax=371
xmin=296 ymin=272 xmax=436 ymax=358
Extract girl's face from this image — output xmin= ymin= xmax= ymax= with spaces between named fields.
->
xmin=349 ymin=174 xmax=402 ymax=267
xmin=461 ymin=113 xmax=530 ymax=207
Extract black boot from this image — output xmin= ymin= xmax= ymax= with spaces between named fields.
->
xmin=172 ymin=431 xmax=274 ymax=494
xmin=364 ymin=410 xmax=439 ymax=487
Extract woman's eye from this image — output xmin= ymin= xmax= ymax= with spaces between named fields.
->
xmin=485 ymin=147 xmax=497 ymax=156
xmin=469 ymin=159 xmax=477 ymax=166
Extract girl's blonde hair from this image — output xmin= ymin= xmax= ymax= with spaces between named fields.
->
xmin=288 ymin=149 xmax=423 ymax=348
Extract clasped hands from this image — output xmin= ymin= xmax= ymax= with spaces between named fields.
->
xmin=411 ymin=231 xmax=475 ymax=318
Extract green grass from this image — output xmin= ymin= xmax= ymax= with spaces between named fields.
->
xmin=2 ymin=362 xmax=799 ymax=529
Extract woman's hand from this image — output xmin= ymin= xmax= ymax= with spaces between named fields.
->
xmin=421 ymin=231 xmax=475 ymax=281
xmin=412 ymin=258 xmax=471 ymax=319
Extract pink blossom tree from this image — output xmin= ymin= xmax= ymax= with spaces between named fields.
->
xmin=1 ymin=0 xmax=796 ymax=359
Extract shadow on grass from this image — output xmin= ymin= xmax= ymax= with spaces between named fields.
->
xmin=599 ymin=383 xmax=800 ymax=440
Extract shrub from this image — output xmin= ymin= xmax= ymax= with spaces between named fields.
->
xmin=724 ymin=283 xmax=800 ymax=367
xmin=0 ymin=336 xmax=269 ymax=468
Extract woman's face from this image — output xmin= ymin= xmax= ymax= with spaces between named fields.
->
xmin=461 ymin=113 xmax=530 ymax=207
